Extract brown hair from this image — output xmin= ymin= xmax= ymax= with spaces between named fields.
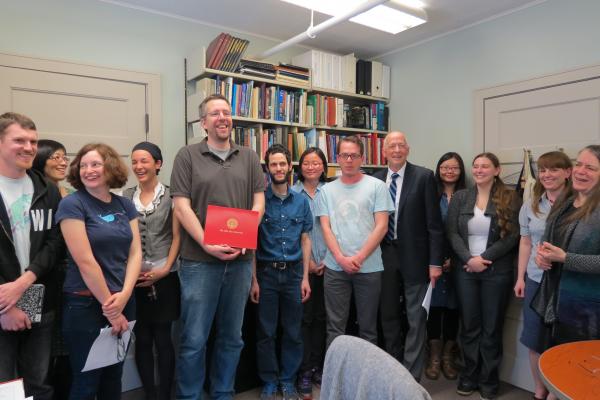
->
xmin=337 ymin=135 xmax=364 ymax=156
xmin=198 ymin=94 xmax=231 ymax=119
xmin=473 ymin=152 xmax=517 ymax=238
xmin=531 ymin=151 xmax=572 ymax=217
xmin=0 ymin=112 xmax=36 ymax=137
xmin=67 ymin=143 xmax=129 ymax=190
xmin=552 ymin=145 xmax=600 ymax=223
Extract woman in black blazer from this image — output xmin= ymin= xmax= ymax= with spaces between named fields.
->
xmin=446 ymin=152 xmax=520 ymax=400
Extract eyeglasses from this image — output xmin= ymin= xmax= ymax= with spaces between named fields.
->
xmin=48 ymin=155 xmax=70 ymax=163
xmin=440 ymin=166 xmax=460 ymax=172
xmin=80 ymin=162 xmax=104 ymax=170
xmin=206 ymin=110 xmax=232 ymax=118
xmin=301 ymin=162 xmax=323 ymax=168
xmin=338 ymin=153 xmax=362 ymax=161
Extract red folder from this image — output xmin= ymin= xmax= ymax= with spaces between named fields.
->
xmin=204 ymin=205 xmax=259 ymax=249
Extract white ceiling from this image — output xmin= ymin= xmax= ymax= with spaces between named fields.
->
xmin=101 ymin=0 xmax=546 ymax=59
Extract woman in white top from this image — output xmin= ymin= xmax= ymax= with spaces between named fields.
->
xmin=446 ymin=152 xmax=521 ymax=400
xmin=513 ymin=151 xmax=571 ymax=400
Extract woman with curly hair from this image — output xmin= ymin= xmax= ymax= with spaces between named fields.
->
xmin=56 ymin=143 xmax=141 ymax=400
xmin=446 ymin=152 xmax=521 ymax=400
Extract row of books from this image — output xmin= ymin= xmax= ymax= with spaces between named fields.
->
xmin=292 ymin=50 xmax=390 ymax=98
xmin=195 ymin=77 xmax=307 ymax=124
xmin=230 ymin=125 xmax=387 ymax=166
xmin=205 ymin=33 xmax=250 ymax=72
xmin=307 ymin=94 xmax=388 ymax=131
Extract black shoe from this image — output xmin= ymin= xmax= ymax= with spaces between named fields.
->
xmin=456 ymin=381 xmax=476 ymax=396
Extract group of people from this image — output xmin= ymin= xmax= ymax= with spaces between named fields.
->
xmin=0 ymin=92 xmax=598 ymax=400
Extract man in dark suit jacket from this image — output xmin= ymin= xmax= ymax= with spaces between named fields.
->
xmin=374 ymin=131 xmax=444 ymax=381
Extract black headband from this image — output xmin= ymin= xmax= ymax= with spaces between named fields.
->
xmin=132 ymin=141 xmax=162 ymax=163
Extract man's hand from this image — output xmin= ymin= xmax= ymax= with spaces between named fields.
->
xmin=301 ymin=277 xmax=311 ymax=303
xmin=0 ymin=307 xmax=31 ymax=331
xmin=0 ymin=281 xmax=27 ymax=314
xmin=314 ymin=261 xmax=325 ymax=276
xmin=429 ymin=266 xmax=442 ymax=288
xmin=514 ymin=278 xmax=525 ymax=298
xmin=336 ymin=255 xmax=360 ymax=274
xmin=202 ymin=244 xmax=241 ymax=261
xmin=250 ymin=279 xmax=260 ymax=304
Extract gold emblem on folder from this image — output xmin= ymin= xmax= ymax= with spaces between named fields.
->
xmin=226 ymin=218 xmax=239 ymax=230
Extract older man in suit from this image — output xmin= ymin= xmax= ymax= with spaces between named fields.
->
xmin=374 ymin=131 xmax=445 ymax=381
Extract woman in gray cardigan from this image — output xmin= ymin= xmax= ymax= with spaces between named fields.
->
xmin=446 ymin=152 xmax=520 ymax=400
xmin=533 ymin=144 xmax=600 ymax=345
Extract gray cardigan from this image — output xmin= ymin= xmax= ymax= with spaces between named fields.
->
xmin=532 ymin=196 xmax=600 ymax=324
xmin=446 ymin=186 xmax=521 ymax=271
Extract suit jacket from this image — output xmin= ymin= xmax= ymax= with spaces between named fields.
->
xmin=374 ymin=163 xmax=444 ymax=284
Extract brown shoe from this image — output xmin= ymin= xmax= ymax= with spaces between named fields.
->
xmin=425 ymin=339 xmax=442 ymax=380
xmin=442 ymin=340 xmax=459 ymax=380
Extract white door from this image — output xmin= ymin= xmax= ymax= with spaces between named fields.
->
xmin=475 ymin=64 xmax=600 ymax=391
xmin=0 ymin=53 xmax=162 ymax=391
xmin=0 ymin=65 xmax=147 ymax=188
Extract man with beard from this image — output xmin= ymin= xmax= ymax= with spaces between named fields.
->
xmin=171 ymin=94 xmax=265 ymax=400
xmin=250 ymin=144 xmax=312 ymax=400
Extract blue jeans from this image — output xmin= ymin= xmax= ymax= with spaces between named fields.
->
xmin=256 ymin=262 xmax=304 ymax=386
xmin=0 ymin=311 xmax=54 ymax=400
xmin=176 ymin=259 xmax=252 ymax=400
xmin=62 ymin=294 xmax=135 ymax=400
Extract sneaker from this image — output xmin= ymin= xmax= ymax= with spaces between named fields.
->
xmin=311 ymin=367 xmax=322 ymax=387
xmin=479 ymin=390 xmax=497 ymax=400
xmin=456 ymin=381 xmax=476 ymax=396
xmin=297 ymin=370 xmax=313 ymax=397
xmin=260 ymin=382 xmax=278 ymax=400
xmin=281 ymin=382 xmax=300 ymax=400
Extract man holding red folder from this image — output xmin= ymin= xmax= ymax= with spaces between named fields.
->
xmin=170 ymin=94 xmax=265 ymax=400
xmin=250 ymin=144 xmax=312 ymax=400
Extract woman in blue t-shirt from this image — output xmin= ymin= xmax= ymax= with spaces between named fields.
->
xmin=56 ymin=143 xmax=142 ymax=400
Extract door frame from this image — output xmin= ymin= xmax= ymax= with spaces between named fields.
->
xmin=0 ymin=52 xmax=161 ymax=147
xmin=474 ymin=63 xmax=600 ymax=154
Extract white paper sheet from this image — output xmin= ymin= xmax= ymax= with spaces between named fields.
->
xmin=82 ymin=320 xmax=136 ymax=372
xmin=421 ymin=282 xmax=433 ymax=317
xmin=0 ymin=378 xmax=25 ymax=400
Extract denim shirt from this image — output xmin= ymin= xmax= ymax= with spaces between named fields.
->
xmin=518 ymin=194 xmax=551 ymax=283
xmin=256 ymin=185 xmax=313 ymax=262
xmin=291 ymin=180 xmax=327 ymax=265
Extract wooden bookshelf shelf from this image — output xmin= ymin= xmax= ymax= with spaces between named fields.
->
xmin=310 ymin=86 xmax=389 ymax=103
xmin=312 ymin=125 xmax=388 ymax=135
xmin=189 ymin=67 xmax=311 ymax=90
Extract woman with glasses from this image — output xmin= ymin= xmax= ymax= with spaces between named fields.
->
xmin=533 ymin=145 xmax=600 ymax=346
xmin=446 ymin=152 xmax=520 ymax=400
xmin=32 ymin=139 xmax=73 ymax=197
xmin=56 ymin=143 xmax=141 ymax=400
xmin=123 ymin=142 xmax=180 ymax=400
xmin=291 ymin=147 xmax=328 ymax=398
xmin=513 ymin=151 xmax=571 ymax=400
xmin=32 ymin=140 xmax=74 ymax=399
xmin=425 ymin=152 xmax=466 ymax=381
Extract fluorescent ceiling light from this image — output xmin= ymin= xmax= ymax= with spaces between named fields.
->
xmin=281 ymin=0 xmax=427 ymax=34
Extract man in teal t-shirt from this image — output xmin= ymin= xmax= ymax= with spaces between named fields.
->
xmin=315 ymin=136 xmax=394 ymax=348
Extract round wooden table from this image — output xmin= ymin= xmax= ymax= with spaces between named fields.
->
xmin=538 ymin=340 xmax=600 ymax=400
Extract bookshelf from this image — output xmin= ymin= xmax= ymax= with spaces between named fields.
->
xmin=185 ymin=47 xmax=391 ymax=170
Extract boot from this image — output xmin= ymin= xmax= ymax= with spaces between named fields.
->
xmin=442 ymin=340 xmax=459 ymax=380
xmin=424 ymin=339 xmax=442 ymax=380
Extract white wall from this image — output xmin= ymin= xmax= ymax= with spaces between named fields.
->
xmin=0 ymin=0 xmax=305 ymax=180
xmin=379 ymin=0 xmax=600 ymax=169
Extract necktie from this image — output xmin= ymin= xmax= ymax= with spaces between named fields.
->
xmin=386 ymin=172 xmax=399 ymax=241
